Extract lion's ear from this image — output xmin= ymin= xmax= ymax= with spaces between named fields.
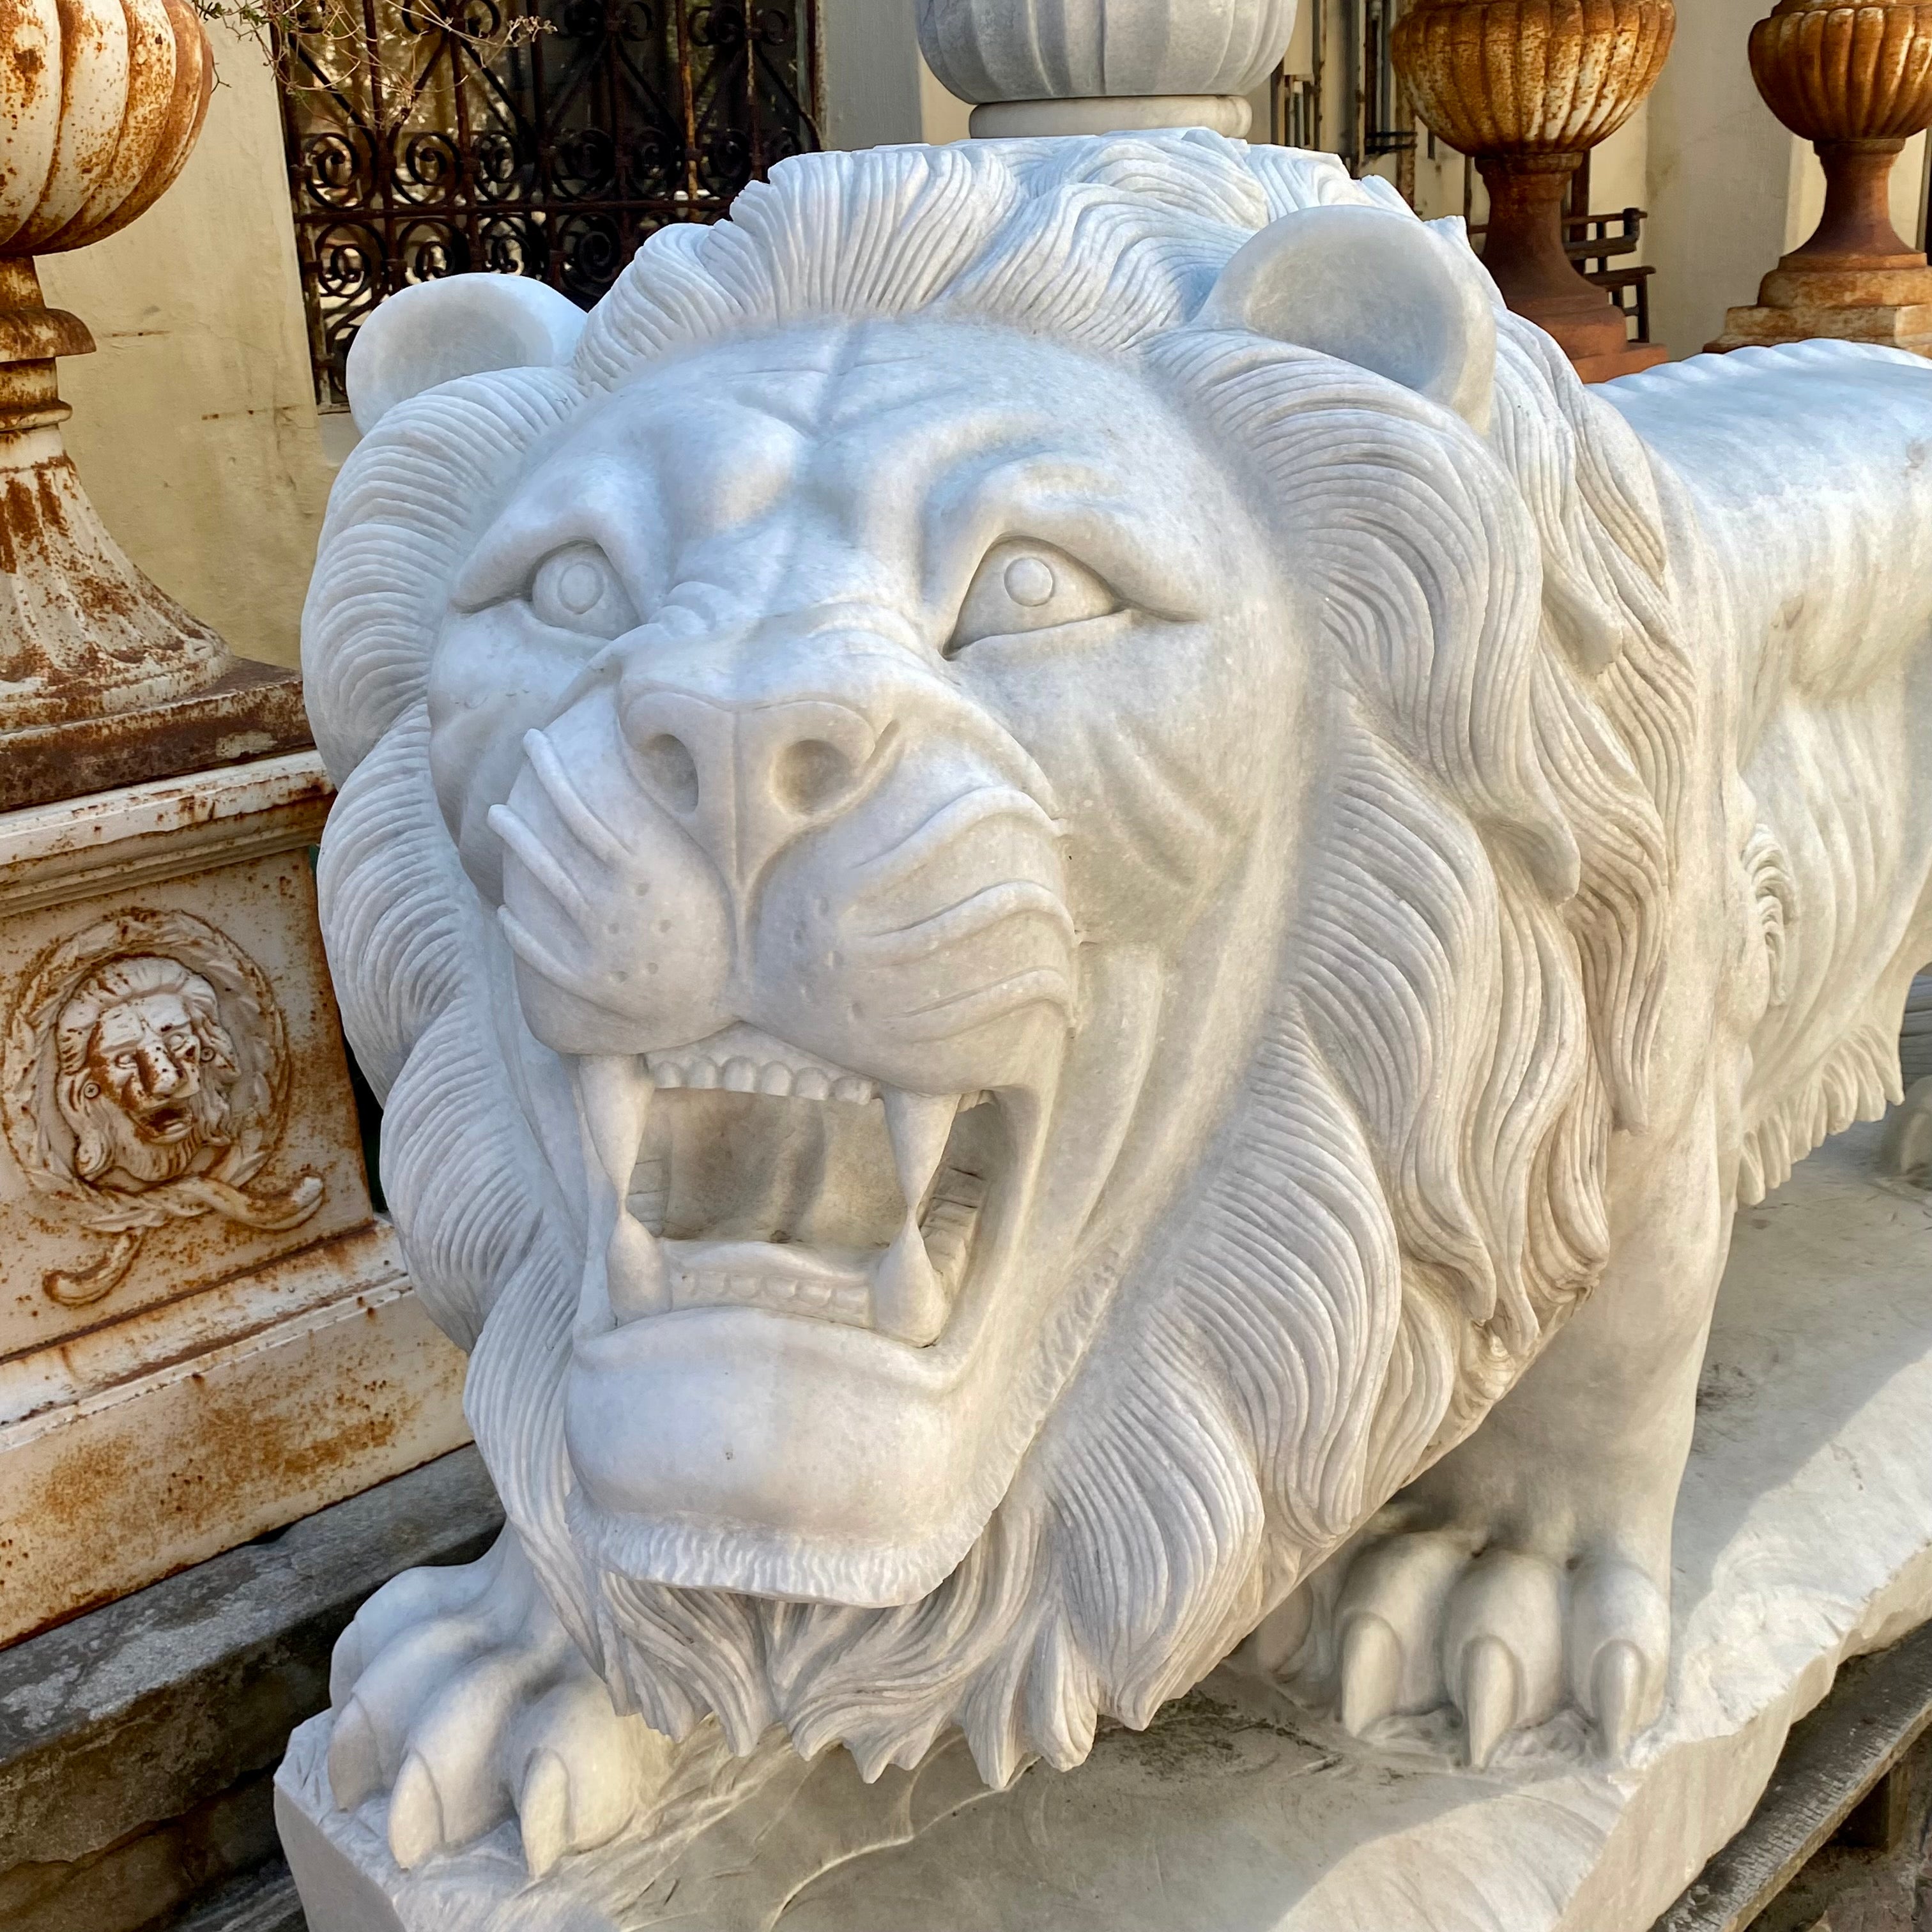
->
xmin=1199 ymin=206 xmax=1496 ymax=432
xmin=345 ymin=274 xmax=585 ymax=434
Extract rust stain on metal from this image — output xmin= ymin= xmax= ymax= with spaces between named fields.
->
xmin=1391 ymin=0 xmax=1675 ymax=380
xmin=0 ymin=1259 xmax=470 ymax=1646
xmin=0 ymin=662 xmax=313 ymax=813
xmin=1748 ymin=0 xmax=1932 ymax=268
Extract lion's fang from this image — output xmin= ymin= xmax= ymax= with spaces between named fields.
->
xmin=877 ymin=1089 xmax=962 ymax=1343
xmin=882 ymin=1089 xmax=961 ymax=1220
xmin=872 ymin=1217 xmax=948 ymax=1345
xmin=607 ymin=1209 xmax=668 ymax=1320
xmin=576 ymin=1054 xmax=667 ymax=1321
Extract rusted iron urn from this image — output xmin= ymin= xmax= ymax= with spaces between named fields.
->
xmin=1751 ymin=0 xmax=1932 ymax=266
xmin=0 ymin=0 xmax=215 ymax=259
xmin=1712 ymin=0 xmax=1932 ymax=355
xmin=0 ymin=0 xmax=305 ymax=791
xmin=1392 ymin=0 xmax=1676 ymax=380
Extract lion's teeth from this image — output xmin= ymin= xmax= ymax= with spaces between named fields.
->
xmin=574 ymin=1054 xmax=663 ymax=1328
xmin=871 ymin=1219 xmax=948 ymax=1344
xmin=576 ymin=1054 xmax=654 ymax=1188
xmin=874 ymin=1092 xmax=959 ymax=1344
xmin=882 ymin=1089 xmax=960 ymax=1218
xmin=607 ymin=1213 xmax=668 ymax=1319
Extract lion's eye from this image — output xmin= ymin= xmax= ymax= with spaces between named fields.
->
xmin=947 ymin=541 xmax=1120 ymax=657
xmin=528 ymin=542 xmax=638 ymax=639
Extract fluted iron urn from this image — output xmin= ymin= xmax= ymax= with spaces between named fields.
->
xmin=1392 ymin=0 xmax=1675 ymax=379
xmin=0 ymin=0 xmax=308 ymax=804
xmin=1712 ymin=0 xmax=1932 ymax=355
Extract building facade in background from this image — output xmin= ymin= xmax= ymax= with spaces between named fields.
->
xmin=278 ymin=0 xmax=821 ymax=408
xmin=31 ymin=0 xmax=1929 ymax=671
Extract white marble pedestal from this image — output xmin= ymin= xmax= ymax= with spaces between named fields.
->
xmin=278 ymin=1116 xmax=1932 ymax=1932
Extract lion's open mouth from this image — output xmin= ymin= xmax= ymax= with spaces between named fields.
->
xmin=574 ymin=1024 xmax=1011 ymax=1346
xmin=134 ymin=1100 xmax=196 ymax=1141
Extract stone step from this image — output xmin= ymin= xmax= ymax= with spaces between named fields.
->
xmin=0 ymin=1446 xmax=501 ymax=1932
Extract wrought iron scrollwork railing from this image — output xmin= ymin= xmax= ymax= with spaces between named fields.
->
xmin=277 ymin=0 xmax=820 ymax=409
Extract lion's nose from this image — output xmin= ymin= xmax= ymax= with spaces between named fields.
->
xmin=618 ymin=689 xmax=882 ymax=886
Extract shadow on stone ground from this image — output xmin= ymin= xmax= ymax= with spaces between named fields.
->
xmin=1753 ymin=1731 xmax=1932 ymax=1932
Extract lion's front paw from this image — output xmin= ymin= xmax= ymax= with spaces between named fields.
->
xmin=326 ymin=1531 xmax=673 ymax=1876
xmin=1264 ymin=1527 xmax=1671 ymax=1769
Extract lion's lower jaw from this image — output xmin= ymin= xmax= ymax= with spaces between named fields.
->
xmin=564 ymin=1480 xmax=999 ymax=1607
xmin=549 ymin=941 xmax=1199 ymax=1607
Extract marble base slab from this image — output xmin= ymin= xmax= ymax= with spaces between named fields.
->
xmin=278 ymin=1117 xmax=1932 ymax=1932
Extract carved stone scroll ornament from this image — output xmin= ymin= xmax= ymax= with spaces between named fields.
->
xmin=3 ymin=909 xmax=325 ymax=1305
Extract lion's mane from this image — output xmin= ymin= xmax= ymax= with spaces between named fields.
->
xmin=305 ymin=132 xmax=1694 ymax=1782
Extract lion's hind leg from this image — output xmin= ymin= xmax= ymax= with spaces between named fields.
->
xmin=326 ymin=1530 xmax=673 ymax=1874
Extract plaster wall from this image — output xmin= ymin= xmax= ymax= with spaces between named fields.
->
xmin=819 ymin=0 xmax=923 ymax=148
xmin=821 ymin=0 xmax=967 ymax=146
xmin=36 ymin=27 xmax=335 ymax=671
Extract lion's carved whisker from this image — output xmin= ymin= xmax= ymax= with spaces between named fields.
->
xmin=887 ymin=967 xmax=1076 ymax=1041
xmin=856 ymin=882 xmax=1076 ymax=962
xmin=488 ymin=804 xmax=595 ymax=924
xmin=497 ymin=907 xmax=613 ymax=1008
xmin=852 ymin=788 xmax=1062 ymax=893
xmin=523 ymin=729 xmax=630 ymax=869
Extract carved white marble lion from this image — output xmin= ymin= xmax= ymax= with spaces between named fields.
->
xmin=300 ymin=132 xmax=1932 ymax=1876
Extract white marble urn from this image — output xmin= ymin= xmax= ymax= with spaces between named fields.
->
xmin=916 ymin=0 xmax=1298 ymax=135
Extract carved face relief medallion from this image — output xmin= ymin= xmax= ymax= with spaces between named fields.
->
xmin=3 ymin=908 xmax=325 ymax=1305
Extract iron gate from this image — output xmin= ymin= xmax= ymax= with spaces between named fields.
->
xmin=277 ymin=0 xmax=820 ymax=408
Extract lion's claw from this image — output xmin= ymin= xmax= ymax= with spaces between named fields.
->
xmin=1588 ymin=1641 xmax=1648 ymax=1762
xmin=328 ymin=1531 xmax=675 ymax=1876
xmin=326 ymin=1696 xmax=383 ymax=1811
xmin=1285 ymin=1530 xmax=1669 ymax=1767
xmin=1459 ymin=1637 xmax=1518 ymax=1770
xmin=518 ymin=1749 xmax=571 ymax=1880
xmin=1337 ymin=1613 xmax=1403 ymax=1736
xmin=388 ymin=1752 xmax=446 ymax=1869
xmin=1880 ymin=1075 xmax=1932 ymax=1185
